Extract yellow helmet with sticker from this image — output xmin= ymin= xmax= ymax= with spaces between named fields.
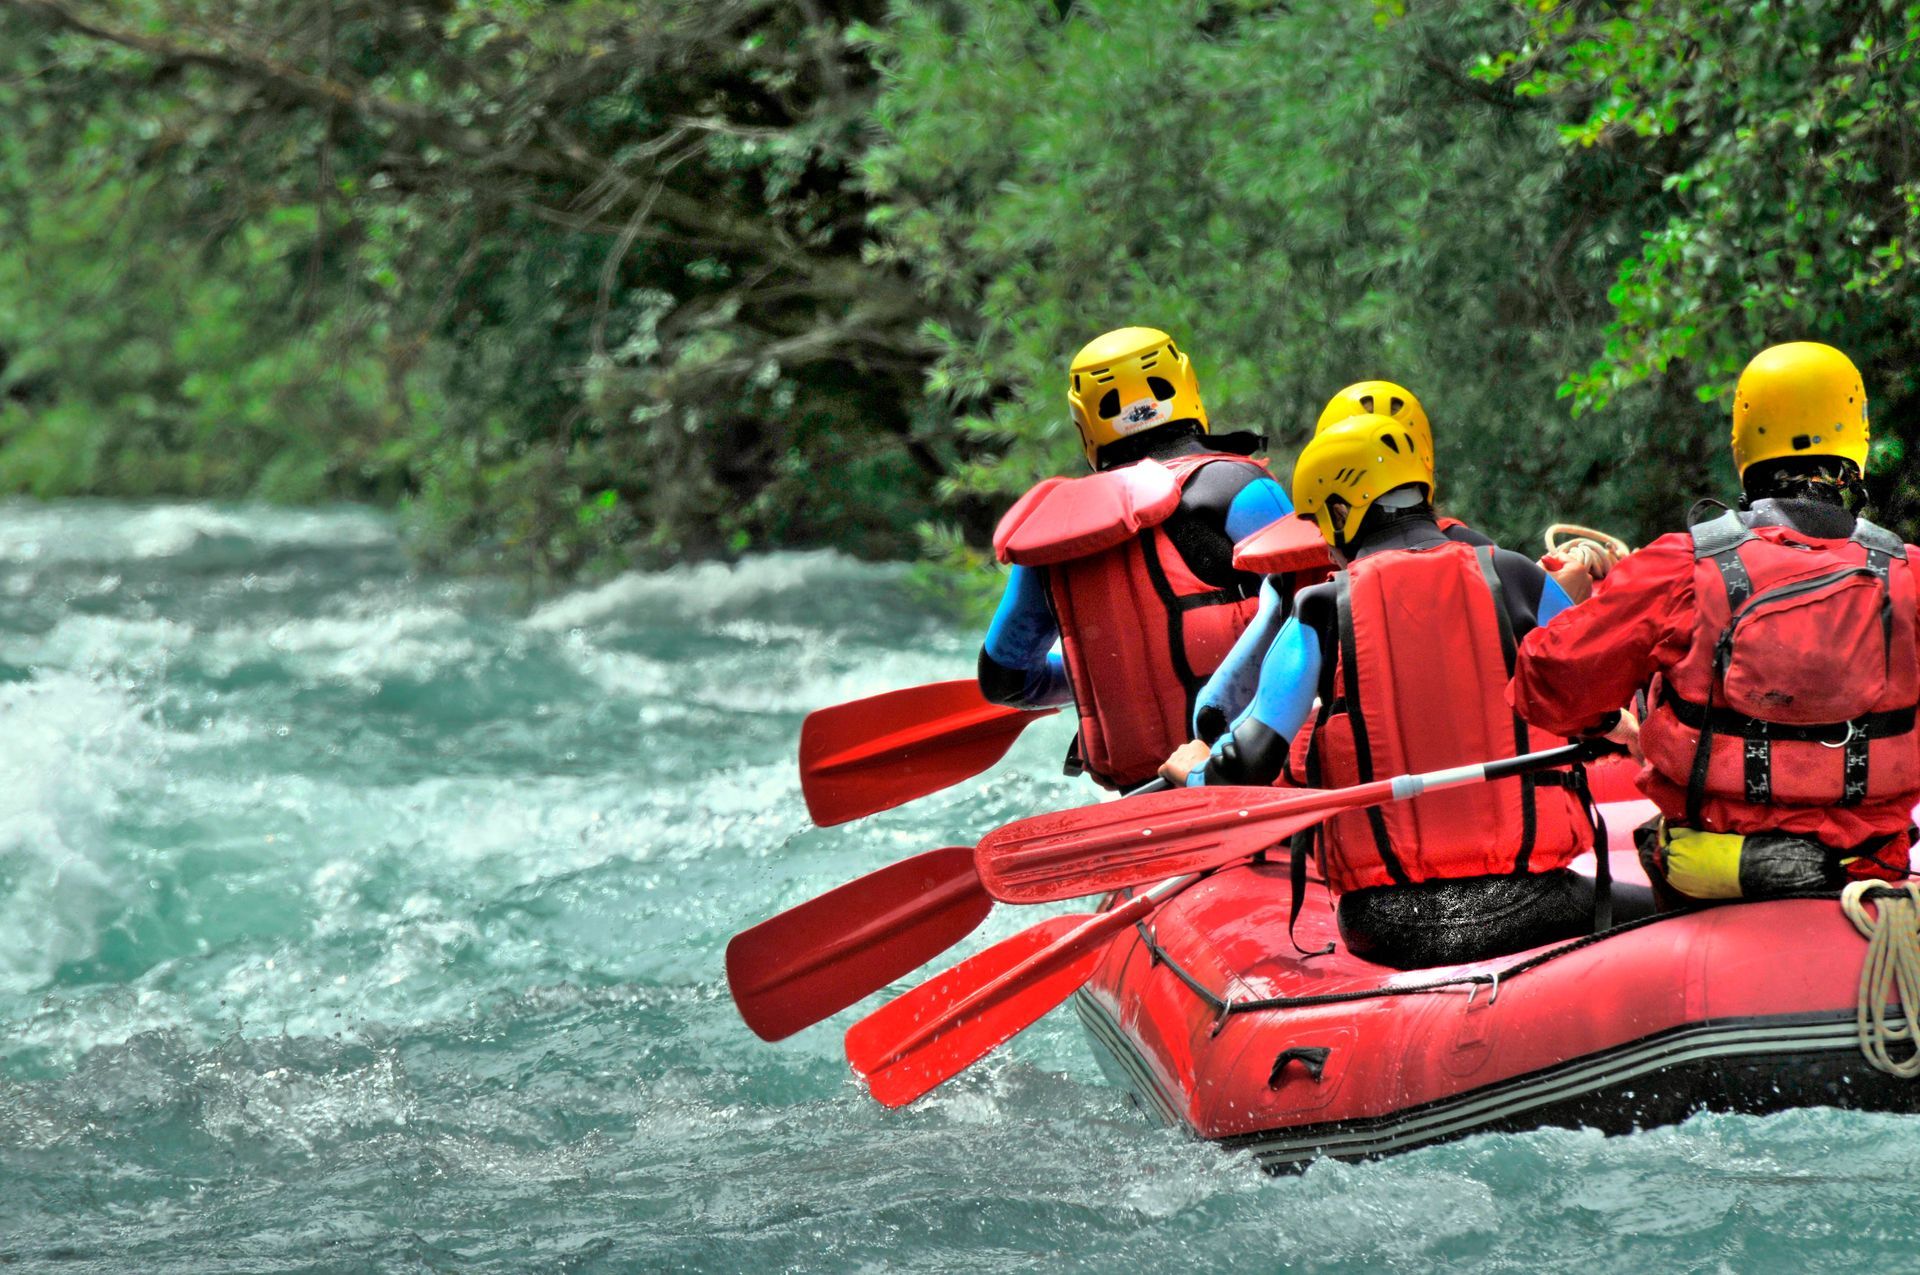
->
xmin=1315 ymin=381 xmax=1434 ymax=487
xmin=1067 ymin=327 xmax=1208 ymax=467
xmin=1730 ymin=342 xmax=1870 ymax=481
xmin=1292 ymin=415 xmax=1431 ymax=550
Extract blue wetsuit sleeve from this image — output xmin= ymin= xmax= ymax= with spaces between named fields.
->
xmin=1193 ymin=576 xmax=1288 ymax=740
xmin=979 ymin=564 xmax=1072 ymax=708
xmin=1191 ymin=616 xmax=1322 ymax=787
xmin=1537 ymin=576 xmax=1574 ymax=627
xmin=1224 ymin=477 xmax=1294 ymax=544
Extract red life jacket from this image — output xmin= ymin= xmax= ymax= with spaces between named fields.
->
xmin=1306 ymin=542 xmax=1591 ymax=893
xmin=994 ymin=453 xmax=1267 ymax=788
xmin=1639 ymin=510 xmax=1920 ymax=827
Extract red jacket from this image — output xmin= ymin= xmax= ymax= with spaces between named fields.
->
xmin=1510 ymin=522 xmax=1920 ymax=851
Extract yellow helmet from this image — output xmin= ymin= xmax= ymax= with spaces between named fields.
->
xmin=1067 ymin=327 xmax=1208 ymax=467
xmin=1292 ymin=415 xmax=1432 ymax=549
xmin=1730 ymin=342 xmax=1870 ymax=480
xmin=1315 ymin=380 xmax=1434 ymax=479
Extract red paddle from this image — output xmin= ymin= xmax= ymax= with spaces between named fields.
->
xmin=847 ymin=743 xmax=1602 ymax=1108
xmin=976 ymin=742 xmax=1594 ymax=904
xmin=726 ymin=778 xmax=1172 ymax=1041
xmin=725 ymin=847 xmax=991 ymax=1041
xmin=800 ymin=680 xmax=1058 ymax=826
xmin=845 ymin=875 xmax=1197 ymax=1108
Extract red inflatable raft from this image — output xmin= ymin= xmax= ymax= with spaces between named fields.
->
xmin=1073 ymin=790 xmax=1920 ymax=1169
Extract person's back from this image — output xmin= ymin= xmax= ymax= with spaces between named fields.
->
xmin=1162 ymin=416 xmax=1598 ymax=968
xmin=1512 ymin=342 xmax=1920 ymax=905
xmin=1189 ymin=379 xmax=1616 ymax=749
xmin=977 ymin=327 xmax=1291 ymax=789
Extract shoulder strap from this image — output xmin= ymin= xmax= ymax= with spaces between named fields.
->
xmin=1688 ymin=508 xmax=1755 ymax=562
xmin=1158 ymin=451 xmax=1268 ymax=483
xmin=1852 ymin=516 xmax=1909 ymax=560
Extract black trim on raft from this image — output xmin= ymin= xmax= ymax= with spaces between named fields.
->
xmin=1073 ymin=993 xmax=1920 ymax=1172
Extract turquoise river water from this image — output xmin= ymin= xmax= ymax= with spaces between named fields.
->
xmin=2 ymin=500 xmax=1918 ymax=1272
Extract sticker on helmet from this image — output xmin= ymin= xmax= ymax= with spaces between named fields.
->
xmin=1112 ymin=396 xmax=1170 ymax=436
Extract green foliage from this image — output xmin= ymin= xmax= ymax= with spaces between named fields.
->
xmin=0 ymin=0 xmax=949 ymax=582
xmin=866 ymin=0 xmax=1699 ymax=552
xmin=1486 ymin=0 xmax=1920 ymax=524
xmin=2 ymin=0 xmax=1916 ymax=585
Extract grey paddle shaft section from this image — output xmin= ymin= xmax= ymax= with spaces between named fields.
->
xmin=1388 ymin=742 xmax=1593 ymax=801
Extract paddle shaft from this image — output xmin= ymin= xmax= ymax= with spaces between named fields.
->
xmin=977 ymin=741 xmax=1598 ymax=902
xmin=1381 ymin=741 xmax=1589 ymax=801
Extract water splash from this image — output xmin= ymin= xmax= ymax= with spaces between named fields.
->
xmin=0 ymin=498 xmax=1915 ymax=1272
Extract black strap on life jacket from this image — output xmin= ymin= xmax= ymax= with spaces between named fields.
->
xmin=1569 ymin=759 xmax=1611 ymax=932
xmin=1287 ymin=821 xmax=1335 ymax=958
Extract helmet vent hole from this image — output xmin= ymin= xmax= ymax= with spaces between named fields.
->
xmin=1167 ymin=342 xmax=1180 ymax=358
xmin=1382 ymin=434 xmax=1401 ymax=454
xmin=1792 ymin=434 xmax=1813 ymax=451
xmin=1073 ymin=374 xmax=1081 ymax=391
xmin=1098 ymin=390 xmax=1121 ymax=419
xmin=1147 ymin=377 xmax=1176 ymax=400
xmin=1357 ymin=394 xmax=1375 ymax=413
xmin=1389 ymin=396 xmax=1405 ymax=415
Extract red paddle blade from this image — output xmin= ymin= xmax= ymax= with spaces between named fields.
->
xmin=799 ymin=680 xmax=1055 ymax=826
xmin=844 ymin=912 xmax=1104 ymax=1108
xmin=726 ymin=846 xmax=992 ymax=1042
xmin=976 ymin=782 xmax=1389 ymax=904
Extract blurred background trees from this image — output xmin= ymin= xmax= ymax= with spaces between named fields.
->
xmin=0 ymin=0 xmax=1914 ymax=588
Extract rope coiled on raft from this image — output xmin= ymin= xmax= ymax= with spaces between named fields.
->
xmin=1842 ymin=880 xmax=1920 ymax=1079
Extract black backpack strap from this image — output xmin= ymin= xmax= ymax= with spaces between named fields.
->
xmin=1569 ymin=762 xmax=1612 ymax=932
xmin=1854 ymin=517 xmax=1905 ymax=682
xmin=1335 ymin=570 xmax=1407 ymax=883
xmin=1474 ymin=546 xmax=1538 ymax=873
xmin=1691 ymin=509 xmax=1755 ymax=607
xmin=1287 ymin=826 xmax=1335 ymax=957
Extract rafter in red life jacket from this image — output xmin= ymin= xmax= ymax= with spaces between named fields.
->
xmin=994 ymin=453 xmax=1268 ymax=789
xmin=1306 ymin=541 xmax=1591 ymax=893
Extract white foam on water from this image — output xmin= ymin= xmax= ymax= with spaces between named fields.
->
xmin=0 ymin=672 xmax=161 ymax=995
xmin=0 ymin=500 xmax=393 ymax=565
xmin=239 ymin=601 xmax=480 ymax=684
xmin=525 ymin=549 xmax=909 ymax=631
xmin=0 ymin=613 xmax=195 ymax=672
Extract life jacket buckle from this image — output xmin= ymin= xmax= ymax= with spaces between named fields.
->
xmin=1820 ymin=719 xmax=1861 ymax=750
